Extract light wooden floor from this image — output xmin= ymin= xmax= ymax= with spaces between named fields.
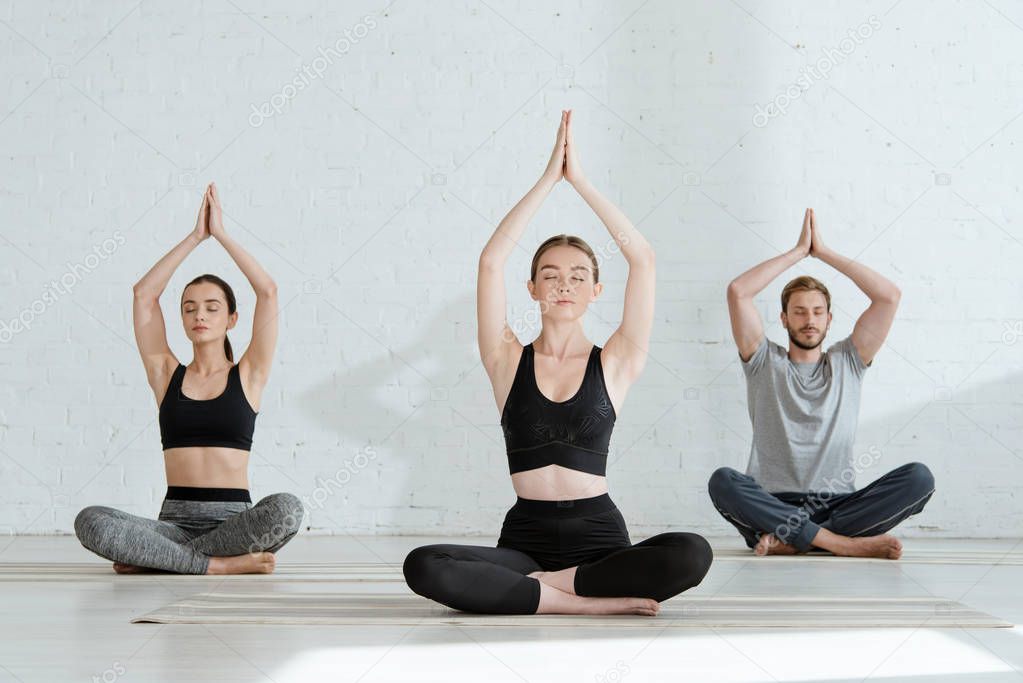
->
xmin=0 ymin=535 xmax=1021 ymax=682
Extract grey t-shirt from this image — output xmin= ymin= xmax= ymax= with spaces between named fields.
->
xmin=740 ymin=334 xmax=870 ymax=494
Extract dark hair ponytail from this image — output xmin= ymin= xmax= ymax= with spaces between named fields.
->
xmin=183 ymin=273 xmax=237 ymax=363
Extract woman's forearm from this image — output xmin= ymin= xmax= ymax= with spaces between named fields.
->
xmin=133 ymin=235 xmax=201 ymax=298
xmin=480 ymin=175 xmax=557 ymax=265
xmin=572 ymin=178 xmax=652 ymax=263
xmin=215 ymin=232 xmax=276 ymax=295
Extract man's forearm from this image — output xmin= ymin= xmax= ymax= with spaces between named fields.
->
xmin=729 ymin=247 xmax=806 ymax=299
xmin=816 ymin=247 xmax=900 ymax=303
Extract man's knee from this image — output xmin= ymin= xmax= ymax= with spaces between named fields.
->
xmin=901 ymin=462 xmax=935 ymax=499
xmin=708 ymin=467 xmax=743 ymax=506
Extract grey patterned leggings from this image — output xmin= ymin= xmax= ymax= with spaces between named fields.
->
xmin=74 ymin=487 xmax=305 ymax=574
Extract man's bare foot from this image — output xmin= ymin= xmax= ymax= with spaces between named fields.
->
xmin=754 ymin=534 xmax=799 ymax=556
xmin=113 ymin=562 xmax=157 ymax=574
xmin=206 ymin=552 xmax=276 ymax=575
xmin=832 ymin=534 xmax=903 ymax=559
xmin=807 ymin=528 xmax=903 ymax=559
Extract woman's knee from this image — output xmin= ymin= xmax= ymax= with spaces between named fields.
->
xmin=662 ymin=533 xmax=714 ymax=590
xmin=260 ymin=493 xmax=305 ymax=534
xmin=402 ymin=545 xmax=444 ymax=596
xmin=73 ymin=506 xmax=115 ymax=547
xmin=246 ymin=493 xmax=304 ymax=552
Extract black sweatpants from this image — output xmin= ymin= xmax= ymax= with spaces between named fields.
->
xmin=707 ymin=461 xmax=936 ymax=551
xmin=402 ymin=493 xmax=713 ymax=614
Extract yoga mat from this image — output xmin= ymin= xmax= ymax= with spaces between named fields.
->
xmin=131 ymin=592 xmax=1012 ymax=628
xmin=0 ymin=562 xmax=405 ymax=582
xmin=710 ymin=547 xmax=1023 ymax=564
xmin=2 ymin=545 xmax=1022 ymax=583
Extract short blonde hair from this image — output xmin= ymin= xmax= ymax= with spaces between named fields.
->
xmin=781 ymin=276 xmax=830 ymax=313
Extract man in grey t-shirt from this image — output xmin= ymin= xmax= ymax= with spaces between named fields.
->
xmin=708 ymin=208 xmax=935 ymax=559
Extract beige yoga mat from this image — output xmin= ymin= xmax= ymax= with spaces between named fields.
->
xmin=131 ymin=592 xmax=1012 ymax=628
xmin=2 ymin=545 xmax=1023 ymax=582
xmin=0 ymin=562 xmax=406 ymax=582
xmin=711 ymin=547 xmax=1023 ymax=564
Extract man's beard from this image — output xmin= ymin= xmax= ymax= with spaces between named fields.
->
xmin=787 ymin=325 xmax=827 ymax=351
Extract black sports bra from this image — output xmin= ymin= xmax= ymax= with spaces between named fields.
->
xmin=158 ymin=363 xmax=257 ymax=451
xmin=500 ymin=343 xmax=616 ymax=476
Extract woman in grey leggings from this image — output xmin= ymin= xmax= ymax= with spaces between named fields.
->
xmin=74 ymin=182 xmax=303 ymax=574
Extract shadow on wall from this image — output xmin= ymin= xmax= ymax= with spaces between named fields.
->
xmin=857 ymin=369 xmax=1023 ymax=537
xmin=290 ymin=290 xmax=1023 ymax=538
xmin=692 ymin=361 xmax=1023 ymax=539
xmin=295 ymin=292 xmax=519 ymax=533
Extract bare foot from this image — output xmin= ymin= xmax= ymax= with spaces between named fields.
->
xmin=534 ymin=582 xmax=659 ymax=616
xmin=206 ymin=552 xmax=276 ymax=575
xmin=833 ymin=534 xmax=903 ymax=560
xmin=112 ymin=562 xmax=157 ymax=574
xmin=529 ymin=567 xmax=577 ymax=594
xmin=754 ymin=534 xmax=799 ymax=556
xmin=580 ymin=596 xmax=660 ymax=616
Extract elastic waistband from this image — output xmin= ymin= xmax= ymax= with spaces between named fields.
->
xmin=165 ymin=486 xmax=252 ymax=503
xmin=510 ymin=492 xmax=616 ymax=518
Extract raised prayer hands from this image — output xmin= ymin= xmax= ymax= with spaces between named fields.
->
xmin=542 ymin=111 xmax=569 ymax=184
xmin=190 ymin=188 xmax=211 ymax=244
xmin=189 ymin=183 xmax=227 ymax=244
xmin=207 ymin=182 xmax=226 ymax=240
xmin=808 ymin=208 xmax=828 ymax=258
xmin=795 ymin=208 xmax=812 ymax=258
xmin=564 ymin=109 xmax=586 ymax=187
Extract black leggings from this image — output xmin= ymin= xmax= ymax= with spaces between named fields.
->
xmin=402 ymin=493 xmax=713 ymax=614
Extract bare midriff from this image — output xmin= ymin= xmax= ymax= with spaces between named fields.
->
xmin=510 ymin=466 xmax=608 ymax=501
xmin=164 ymin=447 xmax=250 ymax=489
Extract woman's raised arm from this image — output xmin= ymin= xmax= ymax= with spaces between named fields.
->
xmin=132 ymin=190 xmax=209 ymax=400
xmin=205 ymin=182 xmax=278 ymax=386
xmin=477 ymin=111 xmax=568 ymax=379
xmin=564 ymin=110 xmax=656 ymax=387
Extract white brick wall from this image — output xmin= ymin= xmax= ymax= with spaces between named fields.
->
xmin=1 ymin=1 xmax=1020 ymax=537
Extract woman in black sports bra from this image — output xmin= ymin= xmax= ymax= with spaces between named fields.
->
xmin=403 ymin=111 xmax=712 ymax=615
xmin=73 ymin=183 xmax=303 ymax=575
